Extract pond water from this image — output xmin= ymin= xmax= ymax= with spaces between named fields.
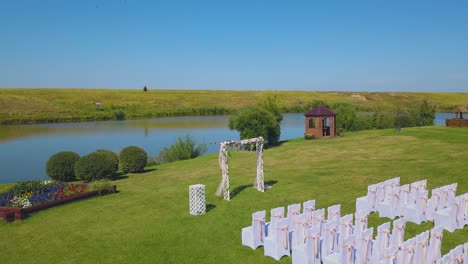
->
xmin=0 ymin=113 xmax=453 ymax=183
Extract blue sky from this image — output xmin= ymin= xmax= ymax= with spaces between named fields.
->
xmin=1 ymin=1 xmax=468 ymax=92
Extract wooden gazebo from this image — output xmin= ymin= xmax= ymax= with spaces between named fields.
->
xmin=446 ymin=106 xmax=468 ymax=127
xmin=304 ymin=106 xmax=336 ymax=138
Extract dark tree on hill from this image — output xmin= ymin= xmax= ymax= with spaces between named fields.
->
xmin=143 ymin=86 xmax=148 ymax=92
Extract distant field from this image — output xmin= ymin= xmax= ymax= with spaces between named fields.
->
xmin=0 ymin=126 xmax=466 ymax=263
xmin=0 ymin=88 xmax=467 ymax=124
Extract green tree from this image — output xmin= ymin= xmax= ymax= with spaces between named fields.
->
xmin=333 ymin=103 xmax=358 ymax=131
xmin=416 ymin=99 xmax=436 ymax=126
xmin=228 ymin=106 xmax=280 ymax=145
xmin=259 ymin=95 xmax=283 ymax=124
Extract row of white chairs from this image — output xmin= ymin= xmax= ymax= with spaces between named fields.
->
xmin=437 ymin=243 xmax=468 ymax=264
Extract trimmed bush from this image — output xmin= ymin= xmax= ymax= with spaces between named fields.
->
xmin=96 ymin=149 xmax=119 ymax=173
xmin=74 ymin=152 xmax=116 ymax=182
xmin=156 ymin=135 xmax=207 ymax=164
xmin=46 ymin=151 xmax=80 ymax=181
xmin=120 ymin=146 xmax=147 ymax=173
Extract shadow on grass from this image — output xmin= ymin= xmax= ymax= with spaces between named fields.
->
xmin=264 ymin=140 xmax=287 ymax=149
xmin=230 ymin=180 xmax=279 ymax=199
xmin=113 ymin=168 xmax=157 ymax=181
xmin=206 ymin=204 xmax=216 ymax=212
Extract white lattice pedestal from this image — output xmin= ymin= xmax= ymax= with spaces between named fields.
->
xmin=189 ymin=184 xmax=206 ymax=215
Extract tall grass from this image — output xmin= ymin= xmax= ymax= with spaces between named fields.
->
xmin=0 ymin=88 xmax=466 ymax=124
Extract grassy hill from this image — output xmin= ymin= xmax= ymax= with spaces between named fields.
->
xmin=0 ymin=126 xmax=467 ymax=263
xmin=1 ymin=88 xmax=467 ymax=124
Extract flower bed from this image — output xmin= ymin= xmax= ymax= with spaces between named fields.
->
xmin=0 ymin=180 xmax=116 ymax=222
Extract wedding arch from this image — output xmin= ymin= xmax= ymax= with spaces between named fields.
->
xmin=215 ymin=137 xmax=265 ymax=201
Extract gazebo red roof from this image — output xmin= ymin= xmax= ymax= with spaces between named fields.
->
xmin=304 ymin=105 xmax=336 ymax=117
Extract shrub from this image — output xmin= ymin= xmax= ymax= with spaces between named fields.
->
xmin=74 ymin=152 xmax=117 ymax=181
xmin=157 ymin=135 xmax=207 ymax=164
xmin=46 ymin=151 xmax=80 ymax=181
xmin=96 ymin=149 xmax=119 ymax=173
xmin=114 ymin=110 xmax=126 ymax=120
xmin=89 ymin=180 xmax=115 ymax=195
xmin=120 ymin=146 xmax=148 ymax=173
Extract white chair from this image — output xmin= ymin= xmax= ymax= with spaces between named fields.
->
xmin=450 ymin=245 xmax=464 ymax=264
xmin=311 ymin=209 xmax=325 ymax=233
xmin=356 ymin=185 xmax=377 ymax=214
xmin=390 ymin=217 xmax=405 ymax=247
xmin=397 ymin=238 xmax=416 ymax=264
xmin=321 ymin=220 xmax=339 ymax=257
xmin=464 ymin=193 xmax=468 ymax=226
xmin=288 ymin=203 xmax=302 ymax=230
xmin=379 ymin=187 xmax=400 ymax=219
xmin=322 ymin=235 xmax=356 ymax=264
xmin=292 ymin=226 xmax=321 ymax=264
xmin=291 ymin=214 xmax=309 ymax=249
xmin=399 ymin=184 xmax=410 ymax=214
xmin=408 ymin=182 xmax=419 ymax=205
xmin=426 ymin=226 xmax=443 ymax=264
xmin=376 ymin=183 xmax=386 ymax=209
xmin=383 ymin=180 xmax=393 ymax=202
xmin=372 ymin=222 xmax=391 ymax=262
xmin=355 ymin=227 xmax=373 ymax=264
xmin=241 ymin=210 xmax=266 ymax=250
xmin=264 ymin=218 xmax=290 ymax=261
xmin=266 ymin=207 xmax=284 ymax=237
xmin=442 ymin=183 xmax=457 ymax=208
xmin=382 ymin=245 xmax=399 ymax=264
xmin=414 ymin=230 xmax=429 ymax=264
xmin=338 ymin=214 xmax=354 ymax=252
xmin=354 ymin=210 xmax=368 ymax=235
xmin=303 ymin=200 xmax=315 ymax=224
xmin=327 ymin=204 xmax=341 ymax=222
xmin=438 ymin=254 xmax=451 ymax=264
xmin=464 ymin=242 xmax=468 ymax=264
xmin=427 ymin=188 xmax=442 ymax=221
xmin=404 ymin=190 xmax=428 ymax=224
xmin=433 ymin=195 xmax=464 ymax=232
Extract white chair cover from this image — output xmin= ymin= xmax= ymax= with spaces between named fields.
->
xmin=399 ymin=184 xmax=410 ymax=213
xmin=355 ymin=227 xmax=373 ymax=264
xmin=379 ymin=187 xmax=401 ymax=219
xmin=426 ymin=226 xmax=443 ymax=263
xmin=292 ymin=225 xmax=321 ymax=264
xmin=382 ymin=245 xmax=399 ymax=264
xmin=376 ymin=183 xmax=386 ymax=208
xmin=354 ymin=210 xmax=368 ymax=235
xmin=303 ymin=200 xmax=316 ymax=225
xmin=398 ymin=238 xmax=416 ymax=264
xmin=322 ymin=235 xmax=356 ymax=264
xmin=311 ymin=209 xmax=325 ymax=234
xmin=372 ymin=222 xmax=391 ymax=262
xmin=438 ymin=254 xmax=452 ymax=264
xmin=267 ymin=207 xmax=284 ymax=237
xmin=450 ymin=245 xmax=464 ymax=264
xmin=321 ymin=220 xmax=339 ymax=257
xmin=327 ymin=204 xmax=341 ymax=222
xmin=403 ymin=190 xmax=428 ymax=224
xmin=292 ymin=214 xmax=309 ymax=249
xmin=264 ymin=218 xmax=290 ymax=261
xmin=384 ymin=180 xmax=393 ymax=202
xmin=427 ymin=188 xmax=442 ymax=221
xmin=390 ymin=217 xmax=405 ymax=247
xmin=414 ymin=230 xmax=429 ymax=264
xmin=464 ymin=242 xmax=468 ymax=264
xmin=338 ymin=214 xmax=354 ymax=252
xmin=434 ymin=195 xmax=464 ymax=232
xmin=288 ymin=203 xmax=302 ymax=230
xmin=241 ymin=210 xmax=266 ymax=250
xmin=443 ymin=183 xmax=457 ymax=208
xmin=464 ymin=194 xmax=468 ymax=226
xmin=409 ymin=182 xmax=419 ymax=205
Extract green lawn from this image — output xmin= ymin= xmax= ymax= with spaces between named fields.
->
xmin=0 ymin=126 xmax=467 ymax=263
xmin=1 ymin=88 xmax=467 ymax=124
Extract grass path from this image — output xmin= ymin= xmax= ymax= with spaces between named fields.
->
xmin=0 ymin=126 xmax=467 ymax=263
xmin=1 ymin=88 xmax=467 ymax=124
